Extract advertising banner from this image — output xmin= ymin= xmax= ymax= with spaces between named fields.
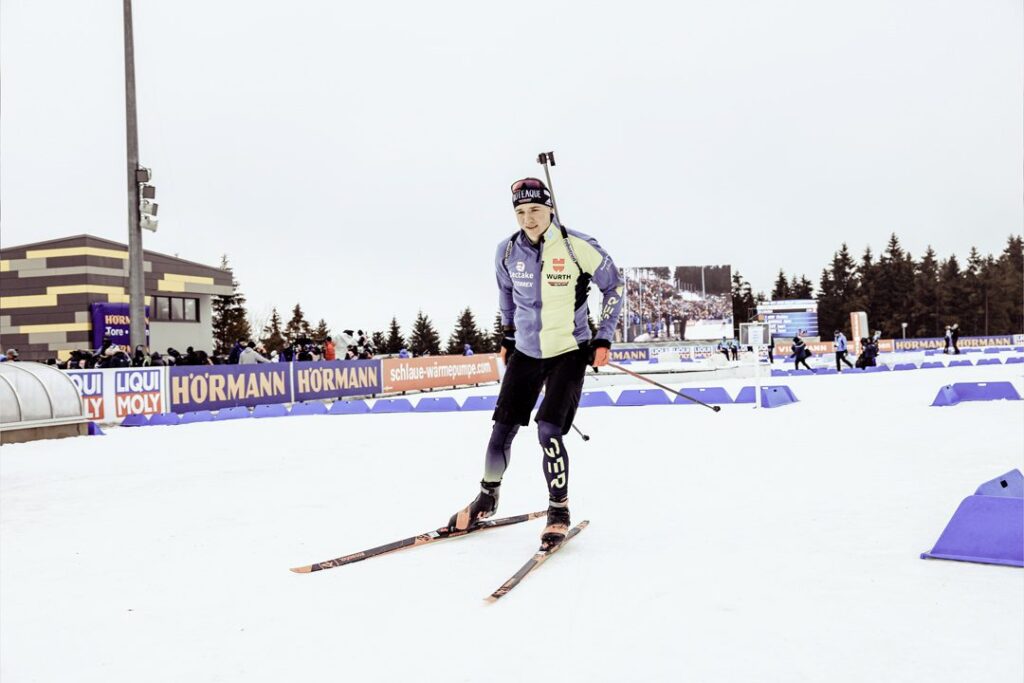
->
xmin=293 ymin=360 xmax=382 ymax=401
xmin=169 ymin=365 xmax=290 ymax=412
xmin=381 ymin=354 xmax=500 ymax=393
xmin=67 ymin=370 xmax=104 ymax=420
xmin=893 ymin=335 xmax=1017 ymax=351
xmin=610 ymin=347 xmax=650 ymax=362
xmin=90 ymin=302 xmax=149 ymax=352
xmin=66 ymin=367 xmax=168 ymax=423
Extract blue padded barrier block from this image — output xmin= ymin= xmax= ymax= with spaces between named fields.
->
xmin=733 ymin=385 xmax=798 ymax=407
xmin=920 ymin=362 xmax=945 ymax=369
xmin=770 ymin=369 xmax=789 ymax=377
xmin=893 ymin=363 xmax=917 ymax=371
xmin=88 ymin=422 xmax=105 ymax=435
xmin=1006 ymin=357 xmax=1024 ymax=365
xmin=121 ymin=414 xmax=149 ymax=427
xmin=789 ymin=369 xmax=814 ymax=376
xmin=921 ymin=495 xmax=1023 ymax=567
xmin=673 ymin=387 xmax=732 ymax=405
xmin=761 ymin=385 xmax=798 ymax=408
xmin=975 ymin=358 xmax=1002 ymax=366
xmin=1015 ymin=346 xmax=1024 ymax=352
xmin=253 ymin=404 xmax=288 ymax=418
xmin=925 ymin=350 xmax=940 ymax=356
xmin=371 ymin=398 xmax=414 ymax=414
xmin=964 ymin=349 xmax=982 ymax=354
xmin=579 ymin=391 xmax=614 ymax=408
xmin=648 ymin=357 xmax=659 ymax=364
xmin=816 ymin=368 xmax=838 ymax=375
xmin=329 ymin=400 xmax=369 ymax=415
xmin=414 ymin=397 xmax=461 ymax=413
xmin=863 ymin=365 xmax=891 ymax=373
xmin=618 ymin=360 xmax=632 ymax=365
xmin=975 ymin=469 xmax=1024 ymax=498
xmin=216 ymin=406 xmax=251 ymax=420
xmin=616 ymin=389 xmax=671 ymax=406
xmin=290 ymin=402 xmax=328 ymax=416
xmin=461 ymin=395 xmax=498 ymax=411
xmin=149 ymin=412 xmax=181 ymax=426
xmin=180 ymin=410 xmax=216 ymax=424
xmin=931 ymin=381 xmax=1022 ymax=406
xmin=983 ymin=347 xmax=1008 ymax=354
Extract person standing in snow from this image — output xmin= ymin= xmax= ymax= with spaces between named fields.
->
xmin=834 ymin=330 xmax=853 ymax=372
xmin=793 ymin=334 xmax=813 ymax=371
xmin=447 ymin=177 xmax=624 ymax=551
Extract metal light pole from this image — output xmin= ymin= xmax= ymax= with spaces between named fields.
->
xmin=123 ymin=0 xmax=145 ymax=349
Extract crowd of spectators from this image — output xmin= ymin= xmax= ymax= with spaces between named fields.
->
xmin=624 ymin=271 xmax=732 ymax=341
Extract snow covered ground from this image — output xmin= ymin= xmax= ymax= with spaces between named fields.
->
xmin=2 ymin=362 xmax=1023 ymax=682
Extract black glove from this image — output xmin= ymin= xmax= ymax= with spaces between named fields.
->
xmin=500 ymin=325 xmax=516 ymax=360
xmin=588 ymin=338 xmax=611 ymax=366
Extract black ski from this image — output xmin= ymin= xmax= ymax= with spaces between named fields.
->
xmin=290 ymin=510 xmax=546 ymax=573
xmin=486 ymin=520 xmax=589 ymax=602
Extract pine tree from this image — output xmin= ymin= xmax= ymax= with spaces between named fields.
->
xmin=911 ymin=246 xmax=941 ymax=337
xmin=408 ymin=311 xmax=442 ymax=356
xmin=446 ymin=307 xmax=486 ymax=354
xmin=384 ymin=317 xmax=405 ymax=354
xmin=850 ymin=246 xmax=875 ymax=324
xmin=491 ymin=312 xmax=505 ymax=353
xmin=791 ymin=275 xmax=814 ymax=299
xmin=211 ymin=255 xmax=253 ymax=356
xmin=284 ymin=304 xmax=312 ymax=344
xmin=997 ymin=235 xmax=1024 ymax=334
xmin=260 ymin=308 xmax=287 ymax=354
xmin=771 ymin=270 xmax=790 ymax=300
xmin=313 ymin=319 xmax=331 ymax=342
xmin=937 ymin=255 xmax=965 ymax=331
xmin=871 ymin=234 xmax=915 ymax=336
xmin=371 ymin=331 xmax=387 ymax=352
xmin=731 ymin=271 xmax=756 ymax=328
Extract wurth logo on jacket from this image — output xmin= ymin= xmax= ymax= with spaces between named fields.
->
xmin=495 ymin=223 xmax=624 ymax=359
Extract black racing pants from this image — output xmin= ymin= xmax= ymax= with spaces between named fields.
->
xmin=836 ymin=350 xmax=853 ymax=371
xmin=484 ymin=347 xmax=589 ymax=501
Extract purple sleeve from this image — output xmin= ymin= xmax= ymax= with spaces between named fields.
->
xmin=495 ymin=240 xmax=515 ymax=327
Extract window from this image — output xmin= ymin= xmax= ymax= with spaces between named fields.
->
xmin=153 ymin=296 xmax=199 ymax=322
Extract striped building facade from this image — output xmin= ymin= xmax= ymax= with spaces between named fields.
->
xmin=1 ymin=235 xmax=234 ymax=361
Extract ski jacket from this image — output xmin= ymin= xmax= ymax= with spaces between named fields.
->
xmin=496 ymin=222 xmax=623 ymax=360
xmin=834 ymin=333 xmax=847 ymax=352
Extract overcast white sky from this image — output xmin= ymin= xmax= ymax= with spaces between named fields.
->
xmin=2 ymin=0 xmax=1021 ymax=339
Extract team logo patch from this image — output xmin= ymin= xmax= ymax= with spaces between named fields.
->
xmin=552 ymin=258 xmax=565 ymax=272
xmin=515 ymin=261 xmax=526 ymax=273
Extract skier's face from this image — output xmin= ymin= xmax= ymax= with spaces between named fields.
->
xmin=515 ymin=203 xmax=552 ymax=240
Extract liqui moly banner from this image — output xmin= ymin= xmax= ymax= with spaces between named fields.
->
xmin=168 ymin=365 xmax=290 ymax=413
xmin=66 ymin=367 xmax=168 ymax=423
xmin=293 ymin=360 xmax=383 ymax=401
xmin=68 ymin=370 xmax=104 ymax=420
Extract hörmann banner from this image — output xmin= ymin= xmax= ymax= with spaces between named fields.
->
xmin=293 ymin=360 xmax=383 ymax=401
xmin=169 ymin=365 xmax=290 ymax=412
xmin=893 ymin=335 xmax=1017 ymax=351
xmin=382 ymin=355 xmax=500 ymax=393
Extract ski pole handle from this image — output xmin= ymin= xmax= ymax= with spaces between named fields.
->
xmin=608 ymin=363 xmax=722 ymax=413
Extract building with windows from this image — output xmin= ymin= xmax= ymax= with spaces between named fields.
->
xmin=0 ymin=235 xmax=234 ymax=361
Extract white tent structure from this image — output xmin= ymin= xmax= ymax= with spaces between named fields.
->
xmin=0 ymin=362 xmax=88 ymax=444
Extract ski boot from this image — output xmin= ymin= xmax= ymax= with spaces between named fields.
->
xmin=540 ymin=497 xmax=570 ymax=551
xmin=447 ymin=480 xmax=500 ymax=532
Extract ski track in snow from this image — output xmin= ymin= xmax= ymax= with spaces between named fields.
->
xmin=2 ymin=360 xmax=1023 ymax=682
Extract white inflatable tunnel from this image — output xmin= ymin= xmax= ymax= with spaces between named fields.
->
xmin=0 ymin=362 xmax=89 ymax=444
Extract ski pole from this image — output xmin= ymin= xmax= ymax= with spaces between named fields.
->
xmin=570 ymin=423 xmax=590 ymax=441
xmin=608 ymin=362 xmax=722 ymax=413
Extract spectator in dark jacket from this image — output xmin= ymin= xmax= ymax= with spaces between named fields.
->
xmin=950 ymin=324 xmax=960 ymax=354
xmin=793 ymin=335 xmax=813 ymax=371
xmin=228 ymin=340 xmax=245 ymax=364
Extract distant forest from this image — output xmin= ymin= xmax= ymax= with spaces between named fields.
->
xmin=730 ymin=234 xmax=1024 ymax=338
